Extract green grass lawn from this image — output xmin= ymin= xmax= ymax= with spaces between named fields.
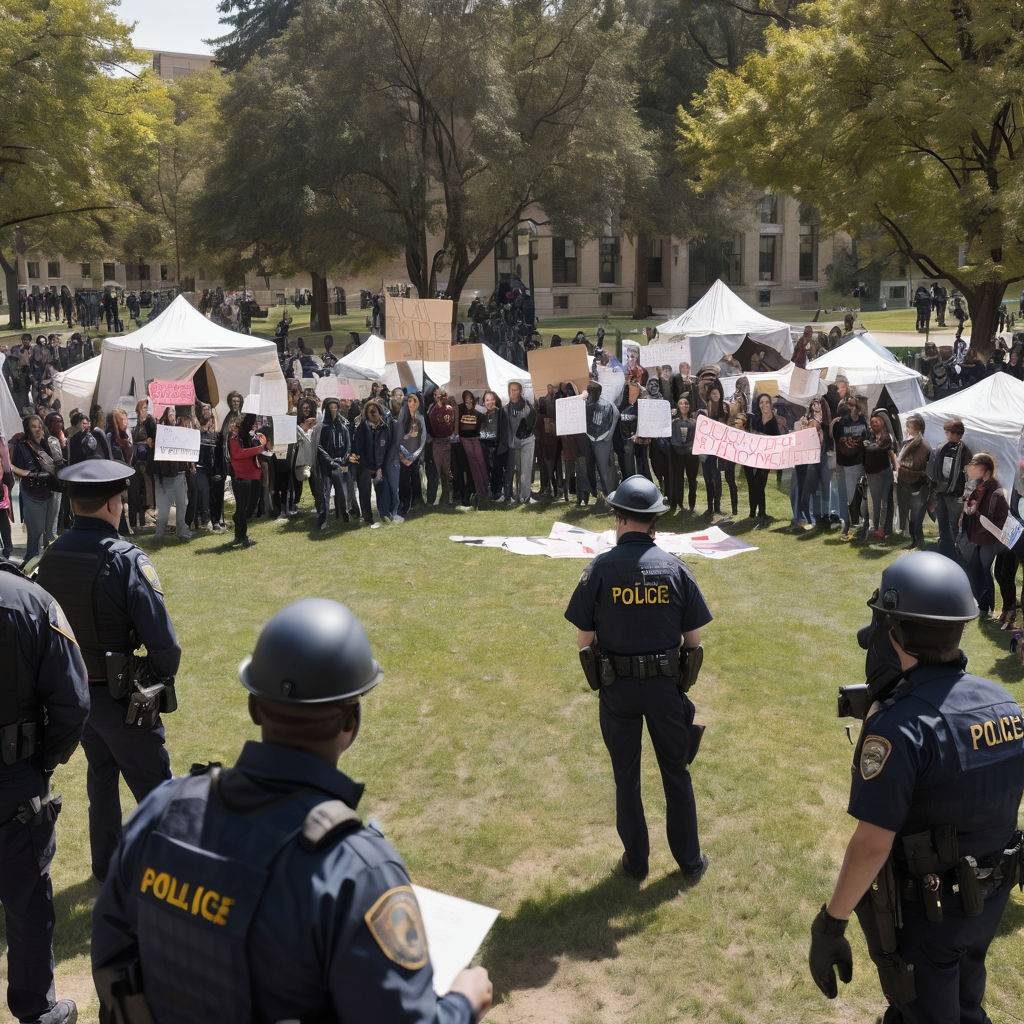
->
xmin=4 ymin=482 xmax=1021 ymax=1024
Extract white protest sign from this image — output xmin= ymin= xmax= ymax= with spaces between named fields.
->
xmin=692 ymin=414 xmax=819 ymax=468
xmin=639 ymin=340 xmax=691 ymax=369
xmin=596 ymin=365 xmax=625 ymax=406
xmin=411 ymin=885 xmax=499 ymax=997
xmin=555 ymin=395 xmax=587 ymax=436
xmin=153 ymin=425 xmax=200 ymax=462
xmin=315 ymin=377 xmax=340 ymax=402
xmin=272 ymin=415 xmax=297 ymax=446
xmin=980 ymin=514 xmax=1024 ymax=550
xmin=637 ymin=398 xmax=671 ymax=438
xmin=241 ymin=393 xmax=262 ymax=414
xmin=259 ymin=377 xmax=288 ymax=415
xmin=300 ymin=377 xmax=318 ymax=392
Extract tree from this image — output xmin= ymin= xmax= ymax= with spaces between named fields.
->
xmin=682 ymin=0 xmax=1024 ymax=357
xmin=211 ymin=0 xmax=302 ymax=70
xmin=0 ymin=0 xmax=159 ymax=327
xmin=199 ymin=0 xmax=650 ymax=321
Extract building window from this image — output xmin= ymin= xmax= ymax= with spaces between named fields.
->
xmin=27 ymin=261 xmax=39 ymax=279
xmin=80 ymin=262 xmax=91 ymax=278
xmin=599 ymin=237 xmax=620 ymax=285
xmin=47 ymin=260 xmax=60 ymax=278
xmin=552 ymin=238 xmax=578 ymax=285
xmin=103 ymin=262 xmax=116 ymax=280
xmin=647 ymin=239 xmax=663 ymax=285
xmin=160 ymin=264 xmax=169 ymax=281
xmin=758 ymin=289 xmax=772 ymax=306
xmin=757 ymin=194 xmax=779 ymax=224
xmin=688 ymin=237 xmax=743 ymax=290
xmin=758 ymin=235 xmax=777 ymax=281
xmin=553 ymin=294 xmax=569 ymax=310
xmin=890 ymin=285 xmax=906 ymax=300
xmin=599 ymin=291 xmax=613 ymax=307
xmin=799 ymin=227 xmax=818 ymax=281
xmin=137 ymin=263 xmax=151 ymax=281
xmin=495 ymin=236 xmax=516 ymax=260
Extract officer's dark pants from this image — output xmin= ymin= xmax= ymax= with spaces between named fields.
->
xmin=81 ymin=686 xmax=171 ymax=881
xmin=0 ymin=802 xmax=58 ymax=1021
xmin=876 ymin=879 xmax=1013 ymax=1024
xmin=599 ymin=677 xmax=701 ymax=873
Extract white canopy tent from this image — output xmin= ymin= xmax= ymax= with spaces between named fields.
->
xmin=0 ymin=355 xmax=22 ymax=440
xmin=51 ymin=355 xmax=102 ymax=419
xmin=900 ymin=373 xmax=1024 ymax=485
xmin=656 ymin=279 xmax=794 ymax=369
xmin=95 ymin=295 xmax=283 ymax=419
xmin=337 ymin=335 xmax=532 ymax=396
xmin=807 ymin=331 xmax=926 ymax=411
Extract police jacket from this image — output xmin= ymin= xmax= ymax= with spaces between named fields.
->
xmin=0 ymin=565 xmax=89 ymax=810
xmin=92 ymin=741 xmax=475 ymax=1024
xmin=35 ymin=518 xmax=180 ymax=684
xmin=565 ymin=532 xmax=712 ymax=656
xmin=849 ymin=660 xmax=1024 ymax=866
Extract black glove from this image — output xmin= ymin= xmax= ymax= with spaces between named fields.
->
xmin=809 ymin=905 xmax=852 ymax=998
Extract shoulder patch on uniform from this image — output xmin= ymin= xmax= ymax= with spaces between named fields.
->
xmin=48 ymin=600 xmax=78 ymax=645
xmin=860 ymin=735 xmax=892 ymax=780
xmin=138 ymin=557 xmax=163 ymax=594
xmin=580 ymin=567 xmax=590 ymax=584
xmin=364 ymin=885 xmax=429 ymax=971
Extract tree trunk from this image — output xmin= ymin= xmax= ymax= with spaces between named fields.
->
xmin=963 ymin=281 xmax=1005 ymax=361
xmin=0 ymin=250 xmax=21 ymax=330
xmin=309 ymin=270 xmax=332 ymax=332
xmin=633 ymin=232 xmax=650 ymax=320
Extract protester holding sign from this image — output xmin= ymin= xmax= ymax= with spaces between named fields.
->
xmin=584 ymin=381 xmax=617 ymax=503
xmin=668 ymin=397 xmax=700 ymax=514
xmin=149 ymin=409 xmax=192 ymax=542
xmin=195 ymin=410 xmax=227 ymax=533
xmin=457 ymin=390 xmax=490 ymax=509
xmin=228 ymin=413 xmax=267 ymax=548
xmin=960 ymin=453 xmax=1009 ymax=615
xmin=700 ymin=382 xmax=730 ymax=519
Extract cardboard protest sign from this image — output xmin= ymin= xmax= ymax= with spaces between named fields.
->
xmin=153 ymin=425 xmax=200 ymax=462
xmin=637 ymin=398 xmax=672 ymax=438
xmin=384 ymin=297 xmax=452 ymax=362
xmin=639 ymin=341 xmax=691 ymax=370
xmin=692 ymin=414 xmax=819 ymax=469
xmin=449 ymin=344 xmax=488 ymax=393
xmin=555 ymin=395 xmax=587 ymax=436
xmin=528 ymin=344 xmax=590 ymax=397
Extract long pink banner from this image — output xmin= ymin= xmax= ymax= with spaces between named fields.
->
xmin=692 ymin=414 xmax=819 ymax=469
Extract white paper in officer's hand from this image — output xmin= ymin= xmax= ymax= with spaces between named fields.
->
xmin=411 ymin=885 xmax=499 ymax=996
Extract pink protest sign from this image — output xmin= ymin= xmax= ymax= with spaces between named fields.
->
xmin=148 ymin=378 xmax=196 ymax=412
xmin=692 ymin=414 xmax=819 ymax=469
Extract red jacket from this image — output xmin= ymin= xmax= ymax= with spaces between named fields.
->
xmin=229 ymin=435 xmax=264 ymax=481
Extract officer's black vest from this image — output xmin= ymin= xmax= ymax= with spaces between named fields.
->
xmin=894 ymin=666 xmax=1024 ymax=860
xmin=133 ymin=770 xmax=359 ymax=1023
xmin=0 ymin=567 xmax=40 ymax=765
xmin=36 ymin=539 xmax=134 ymax=680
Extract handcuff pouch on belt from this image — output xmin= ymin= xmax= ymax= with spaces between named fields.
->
xmin=106 ymin=652 xmax=177 ymax=727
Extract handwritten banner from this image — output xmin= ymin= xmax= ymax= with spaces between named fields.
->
xmin=449 ymin=344 xmax=488 ymax=393
xmin=153 ymin=424 xmax=200 ymax=462
xmin=638 ymin=341 xmax=691 ymax=369
xmin=692 ymin=414 xmax=819 ymax=469
xmin=384 ymin=297 xmax=452 ymax=362
xmin=555 ymin=395 xmax=587 ymax=436
xmin=148 ymin=378 xmax=196 ymax=416
xmin=637 ymin=398 xmax=671 ymax=438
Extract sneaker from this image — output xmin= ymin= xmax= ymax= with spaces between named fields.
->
xmin=201 ymin=522 xmax=214 ymax=533
xmin=392 ymin=514 xmax=405 ymax=523
xmin=29 ymin=999 xmax=77 ymax=1024
xmin=678 ymin=852 xmax=710 ymax=889
xmin=319 ymin=521 xmax=329 ymax=532
xmin=213 ymin=523 xmax=226 ymax=534
xmin=276 ymin=514 xmax=288 ymax=523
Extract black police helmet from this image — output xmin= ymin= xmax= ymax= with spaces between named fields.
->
xmin=606 ymin=474 xmax=670 ymax=516
xmin=867 ymin=551 xmax=978 ymax=624
xmin=240 ymin=599 xmax=383 ymax=704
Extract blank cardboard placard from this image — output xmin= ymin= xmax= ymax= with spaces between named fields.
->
xmin=637 ymin=399 xmax=672 ymax=438
xmin=449 ymin=345 xmax=488 ymax=393
xmin=528 ymin=344 xmax=590 ymax=396
xmin=384 ymin=297 xmax=453 ymax=362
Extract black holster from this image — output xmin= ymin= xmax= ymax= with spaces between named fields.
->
xmin=856 ymin=859 xmax=916 ymax=1007
xmin=679 ymin=645 xmax=703 ymax=693
xmin=105 ymin=652 xmax=132 ymax=701
xmin=95 ymin=962 xmax=156 ymax=1024
xmin=125 ymin=683 xmax=164 ymax=729
xmin=579 ymin=644 xmax=601 ymax=691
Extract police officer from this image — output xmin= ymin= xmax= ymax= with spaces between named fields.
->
xmin=565 ymin=474 xmax=711 ymax=882
xmin=91 ymin=598 xmax=493 ymax=1023
xmin=35 ymin=459 xmax=179 ymax=883
xmin=0 ymin=562 xmax=90 ymax=1024
xmin=810 ymin=551 xmax=1024 ymax=1022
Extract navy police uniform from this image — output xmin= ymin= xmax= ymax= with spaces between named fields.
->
xmin=91 ymin=741 xmax=475 ymax=1024
xmin=0 ymin=564 xmax=89 ymax=1023
xmin=565 ymin=531 xmax=712 ymax=875
xmin=36 ymin=510 xmax=179 ymax=882
xmin=849 ymin=659 xmax=1024 ymax=1024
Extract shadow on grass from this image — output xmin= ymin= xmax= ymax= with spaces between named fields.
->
xmin=482 ymin=869 xmax=689 ymax=999
xmin=997 ymin=889 xmax=1024 ymax=937
xmin=988 ymin=651 xmax=1024 ymax=687
xmin=192 ymin=540 xmax=242 ymax=556
xmin=0 ymin=876 xmax=101 ymax=965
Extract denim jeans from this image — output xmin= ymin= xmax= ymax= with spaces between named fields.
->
xmin=154 ymin=473 xmax=190 ymax=539
xmin=835 ymin=464 xmax=864 ymax=534
xmin=21 ymin=492 xmax=50 ymax=562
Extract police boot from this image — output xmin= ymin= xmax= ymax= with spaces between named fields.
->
xmin=28 ymin=1000 xmax=77 ymax=1024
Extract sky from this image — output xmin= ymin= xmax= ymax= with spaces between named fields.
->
xmin=116 ymin=0 xmax=222 ymax=55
